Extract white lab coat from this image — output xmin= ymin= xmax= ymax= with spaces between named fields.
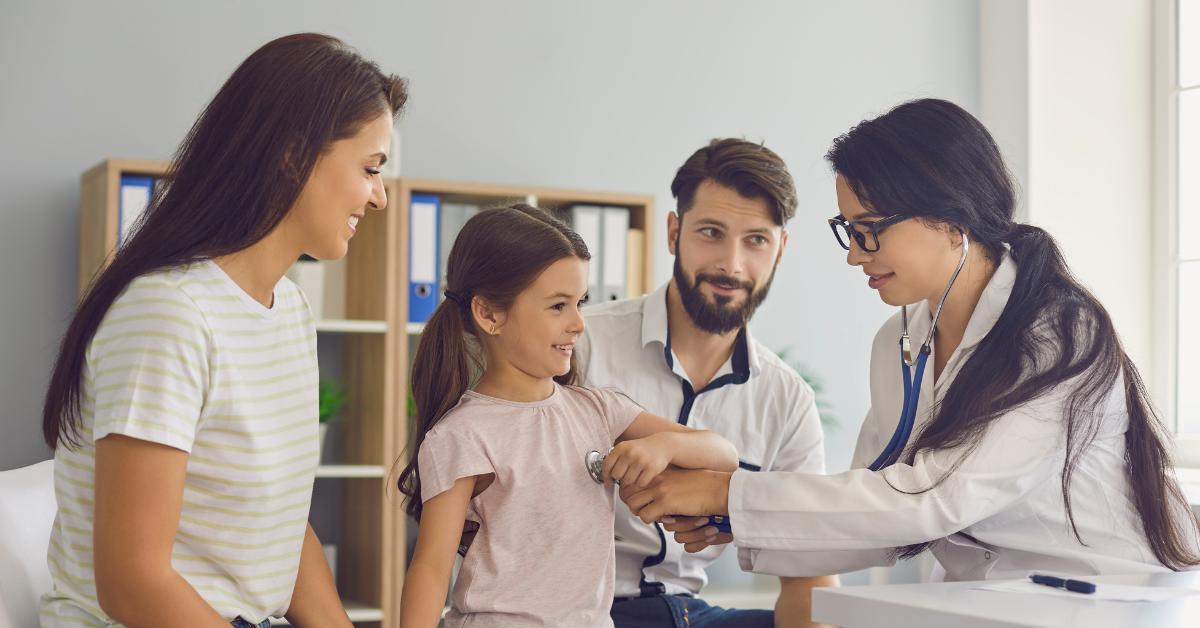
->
xmin=731 ymin=252 xmax=1198 ymax=581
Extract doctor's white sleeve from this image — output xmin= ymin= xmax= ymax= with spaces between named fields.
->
xmin=728 ymin=399 xmax=1067 ymax=554
xmin=735 ymin=405 xmax=897 ymax=576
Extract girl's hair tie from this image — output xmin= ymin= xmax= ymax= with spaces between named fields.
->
xmin=444 ymin=291 xmax=469 ymax=308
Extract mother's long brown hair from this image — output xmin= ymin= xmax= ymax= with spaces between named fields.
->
xmin=43 ymin=33 xmax=408 ymax=449
xmin=398 ymin=204 xmax=590 ymax=521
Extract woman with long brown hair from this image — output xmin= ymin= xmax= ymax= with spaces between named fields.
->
xmin=39 ymin=34 xmax=406 ymax=628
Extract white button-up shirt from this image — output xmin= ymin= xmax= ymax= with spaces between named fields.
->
xmin=576 ymin=282 xmax=826 ymax=597
xmin=731 ymin=252 xmax=1198 ymax=581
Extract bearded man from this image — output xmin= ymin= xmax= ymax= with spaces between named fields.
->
xmin=576 ymin=138 xmax=837 ymax=628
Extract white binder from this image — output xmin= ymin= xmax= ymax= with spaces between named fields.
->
xmin=568 ymin=205 xmax=604 ymax=304
xmin=601 ymin=207 xmax=629 ymax=302
xmin=438 ymin=203 xmax=479 ymax=301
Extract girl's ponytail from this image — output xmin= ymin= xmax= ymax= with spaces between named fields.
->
xmin=395 ymin=204 xmax=590 ymax=521
xmin=397 ymin=295 xmax=478 ymax=521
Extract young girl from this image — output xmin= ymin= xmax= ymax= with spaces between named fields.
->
xmin=397 ymin=204 xmax=738 ymax=628
xmin=40 ymin=34 xmax=406 ymax=628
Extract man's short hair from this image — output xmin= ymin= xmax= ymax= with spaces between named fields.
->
xmin=670 ymin=138 xmax=797 ymax=227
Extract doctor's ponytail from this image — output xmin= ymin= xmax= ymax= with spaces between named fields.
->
xmin=396 ymin=204 xmax=590 ymax=522
xmin=827 ymin=98 xmax=1200 ymax=570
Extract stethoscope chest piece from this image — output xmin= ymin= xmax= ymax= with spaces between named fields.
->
xmin=583 ymin=447 xmax=732 ymax=533
xmin=585 ymin=449 xmax=613 ymax=485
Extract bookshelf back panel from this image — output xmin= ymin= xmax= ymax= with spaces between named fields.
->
xmin=337 ymin=478 xmax=383 ymax=607
xmin=340 ymin=334 xmax=386 ymax=466
xmin=346 ymin=203 xmax=390 ymax=321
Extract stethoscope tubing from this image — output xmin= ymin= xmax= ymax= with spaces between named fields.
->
xmin=868 ymin=230 xmax=969 ymax=471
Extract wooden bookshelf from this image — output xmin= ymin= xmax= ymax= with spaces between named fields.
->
xmin=78 ymin=161 xmax=656 ymax=627
xmin=78 ymin=159 xmax=170 ymax=294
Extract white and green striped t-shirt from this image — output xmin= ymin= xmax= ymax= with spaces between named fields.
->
xmin=41 ymin=260 xmax=319 ymax=627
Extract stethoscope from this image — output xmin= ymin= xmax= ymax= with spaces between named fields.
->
xmin=867 ymin=229 xmax=969 ymax=471
xmin=585 ymin=449 xmax=733 ymax=533
xmin=580 ymin=230 xmax=969 ymax=528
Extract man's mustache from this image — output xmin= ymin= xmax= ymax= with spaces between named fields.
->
xmin=693 ymin=272 xmax=754 ymax=293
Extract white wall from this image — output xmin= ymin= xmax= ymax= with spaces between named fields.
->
xmin=0 ymin=0 xmax=981 ymax=593
xmin=977 ymin=0 xmax=1158 ymax=399
xmin=0 ymin=0 xmax=979 ymax=475
xmin=0 ymin=1 xmax=980 ymax=484
xmin=979 ymin=0 xmax=1030 ymax=219
xmin=1029 ymin=0 xmax=1156 ymax=374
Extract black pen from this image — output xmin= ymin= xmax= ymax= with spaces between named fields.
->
xmin=1030 ymin=574 xmax=1097 ymax=594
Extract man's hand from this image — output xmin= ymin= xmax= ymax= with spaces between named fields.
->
xmin=659 ymin=515 xmax=734 ymax=552
xmin=619 ymin=467 xmax=732 ymax=527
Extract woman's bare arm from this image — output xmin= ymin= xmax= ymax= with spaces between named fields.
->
xmin=93 ymin=434 xmax=230 ymax=628
xmin=283 ymin=523 xmax=354 ymax=628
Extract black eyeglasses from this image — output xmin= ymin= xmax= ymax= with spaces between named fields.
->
xmin=828 ymin=214 xmax=913 ymax=252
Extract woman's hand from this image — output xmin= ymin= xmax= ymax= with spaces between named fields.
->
xmin=602 ymin=433 xmax=674 ymax=488
xmin=619 ymin=466 xmax=733 ymax=527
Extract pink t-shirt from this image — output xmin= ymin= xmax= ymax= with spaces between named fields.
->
xmin=418 ymin=383 xmax=642 ymax=628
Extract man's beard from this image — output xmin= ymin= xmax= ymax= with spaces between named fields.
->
xmin=673 ymin=241 xmax=777 ymax=336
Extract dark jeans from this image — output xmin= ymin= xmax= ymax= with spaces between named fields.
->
xmin=230 ymin=618 xmax=271 ymax=628
xmin=611 ymin=596 xmax=774 ymax=628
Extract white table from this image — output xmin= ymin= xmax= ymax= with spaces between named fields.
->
xmin=812 ymin=571 xmax=1200 ymax=628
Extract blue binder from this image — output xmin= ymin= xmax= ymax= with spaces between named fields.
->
xmin=118 ymin=176 xmax=155 ymax=248
xmin=409 ymin=194 xmax=440 ymax=323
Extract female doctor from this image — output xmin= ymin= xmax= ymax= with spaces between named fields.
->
xmin=621 ymin=98 xmax=1200 ymax=581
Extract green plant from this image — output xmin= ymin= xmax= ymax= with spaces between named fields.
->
xmin=318 ymin=379 xmax=347 ymax=424
xmin=776 ymin=347 xmax=840 ymax=432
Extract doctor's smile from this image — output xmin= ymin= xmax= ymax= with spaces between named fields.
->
xmin=865 ymin=271 xmax=894 ymax=290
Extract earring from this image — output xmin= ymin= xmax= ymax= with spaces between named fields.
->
xmin=490 ymin=324 xmax=496 ymax=335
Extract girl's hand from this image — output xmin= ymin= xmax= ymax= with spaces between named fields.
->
xmin=602 ymin=433 xmax=675 ymax=488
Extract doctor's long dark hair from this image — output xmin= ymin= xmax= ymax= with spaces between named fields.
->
xmin=396 ymin=204 xmax=590 ymax=522
xmin=42 ymin=33 xmax=408 ymax=449
xmin=827 ymin=98 xmax=1200 ymax=569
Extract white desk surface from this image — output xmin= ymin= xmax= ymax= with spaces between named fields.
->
xmin=812 ymin=571 xmax=1200 ymax=628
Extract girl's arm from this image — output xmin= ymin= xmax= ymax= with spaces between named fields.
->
xmin=400 ymin=475 xmax=478 ymax=628
xmin=602 ymin=411 xmax=738 ymax=488
xmin=283 ymin=524 xmax=354 ymax=628
xmin=93 ymin=434 xmax=230 ymax=628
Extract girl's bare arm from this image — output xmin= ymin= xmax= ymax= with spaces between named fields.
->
xmin=399 ymin=475 xmax=478 ymax=628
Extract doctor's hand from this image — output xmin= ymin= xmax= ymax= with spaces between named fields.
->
xmin=620 ymin=466 xmax=732 ymax=527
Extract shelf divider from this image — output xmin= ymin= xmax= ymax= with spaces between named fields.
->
xmin=315 ymin=319 xmax=387 ymax=334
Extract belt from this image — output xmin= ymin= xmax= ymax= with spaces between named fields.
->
xmin=613 ymin=592 xmax=694 ymax=603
